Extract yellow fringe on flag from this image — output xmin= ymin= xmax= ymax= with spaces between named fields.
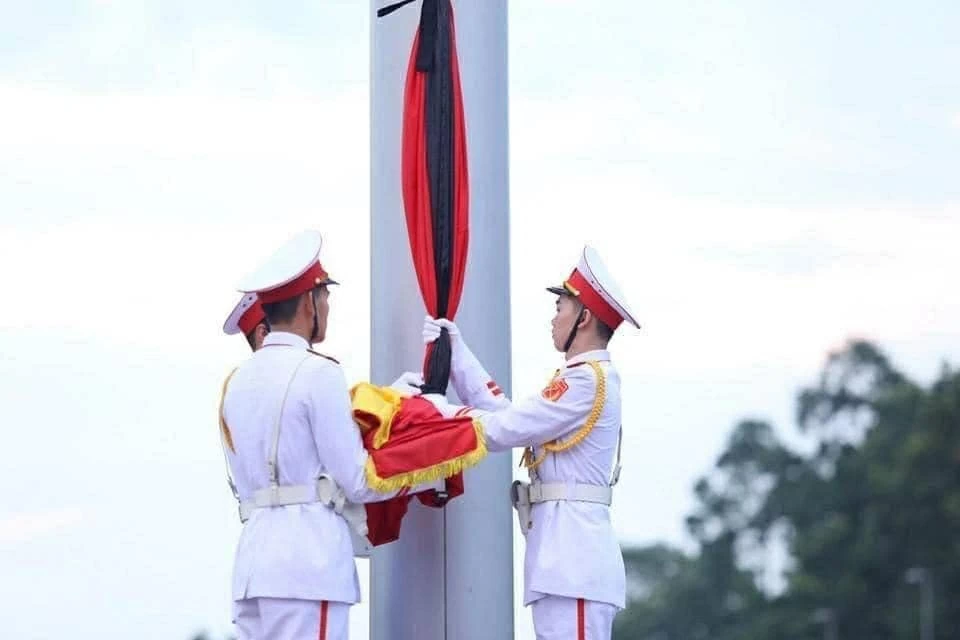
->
xmin=363 ymin=420 xmax=488 ymax=493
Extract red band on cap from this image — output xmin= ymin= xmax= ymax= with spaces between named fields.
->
xmin=567 ymin=269 xmax=623 ymax=330
xmin=237 ymin=301 xmax=265 ymax=335
xmin=258 ymin=262 xmax=328 ymax=304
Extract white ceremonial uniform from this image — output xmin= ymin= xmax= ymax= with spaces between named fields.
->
xmin=421 ymin=243 xmax=639 ymax=640
xmin=221 ymin=331 xmax=435 ymax=640
xmin=435 ymin=343 xmax=626 ymax=639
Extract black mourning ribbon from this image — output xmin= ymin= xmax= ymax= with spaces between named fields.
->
xmin=378 ymin=0 xmax=457 ymax=398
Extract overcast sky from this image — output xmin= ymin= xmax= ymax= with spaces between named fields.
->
xmin=2 ymin=1 xmax=959 ymax=638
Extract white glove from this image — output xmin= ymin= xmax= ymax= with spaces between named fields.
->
xmin=389 ymin=371 xmax=424 ymax=395
xmin=422 ymin=315 xmax=460 ymax=345
xmin=420 ymin=392 xmax=455 ymax=417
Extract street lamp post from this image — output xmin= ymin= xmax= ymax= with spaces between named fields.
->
xmin=905 ymin=567 xmax=935 ymax=640
xmin=812 ymin=607 xmax=838 ymax=640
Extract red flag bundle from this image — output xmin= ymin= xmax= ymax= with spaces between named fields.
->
xmin=351 ymin=384 xmax=485 ymax=545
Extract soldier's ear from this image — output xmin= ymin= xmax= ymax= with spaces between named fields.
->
xmin=578 ymin=307 xmax=593 ymax=330
xmin=299 ymin=290 xmax=315 ymax=317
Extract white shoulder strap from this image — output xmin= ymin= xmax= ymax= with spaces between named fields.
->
xmin=609 ymin=425 xmax=622 ymax=487
xmin=268 ymin=355 xmax=313 ymax=488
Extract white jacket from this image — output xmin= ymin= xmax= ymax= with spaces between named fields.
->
xmin=441 ymin=343 xmax=626 ymax=609
xmin=221 ymin=331 xmax=431 ymax=603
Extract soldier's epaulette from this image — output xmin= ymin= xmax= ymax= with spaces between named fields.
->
xmin=307 ymin=348 xmax=340 ymax=364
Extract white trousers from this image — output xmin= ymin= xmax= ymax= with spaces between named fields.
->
xmin=233 ymin=597 xmax=350 ymax=640
xmin=531 ymin=595 xmax=618 ymax=640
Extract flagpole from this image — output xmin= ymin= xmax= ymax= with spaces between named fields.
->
xmin=369 ymin=1 xmax=514 ymax=638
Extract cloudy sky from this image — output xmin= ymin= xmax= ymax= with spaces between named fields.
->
xmin=1 ymin=1 xmax=959 ymax=638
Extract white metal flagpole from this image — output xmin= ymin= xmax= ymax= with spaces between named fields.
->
xmin=369 ymin=1 xmax=513 ymax=638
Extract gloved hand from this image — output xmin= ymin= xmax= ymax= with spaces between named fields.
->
xmin=389 ymin=371 xmax=424 ymax=395
xmin=420 ymin=392 xmax=448 ymax=407
xmin=422 ymin=315 xmax=460 ymax=345
xmin=420 ymin=392 xmax=458 ymax=418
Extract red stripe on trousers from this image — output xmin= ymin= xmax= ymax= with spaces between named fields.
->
xmin=318 ymin=601 xmax=328 ymax=640
xmin=577 ymin=598 xmax=585 ymax=640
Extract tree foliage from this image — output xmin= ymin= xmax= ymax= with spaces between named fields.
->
xmin=616 ymin=341 xmax=960 ymax=639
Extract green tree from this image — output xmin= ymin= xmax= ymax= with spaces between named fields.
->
xmin=616 ymin=340 xmax=960 ymax=639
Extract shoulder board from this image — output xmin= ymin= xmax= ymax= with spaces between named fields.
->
xmin=307 ymin=349 xmax=340 ymax=364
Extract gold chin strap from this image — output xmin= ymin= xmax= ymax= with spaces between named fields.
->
xmin=522 ymin=360 xmax=606 ymax=471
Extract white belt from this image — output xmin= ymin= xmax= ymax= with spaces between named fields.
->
xmin=238 ymin=477 xmax=339 ymax=522
xmin=511 ymin=480 xmax=613 ymax=536
xmin=528 ymin=482 xmax=613 ymax=506
xmin=238 ymin=475 xmax=372 ymax=557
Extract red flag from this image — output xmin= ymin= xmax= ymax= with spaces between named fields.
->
xmin=351 ymin=384 xmax=485 ymax=546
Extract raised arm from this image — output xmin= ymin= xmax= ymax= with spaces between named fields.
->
xmin=423 ymin=316 xmax=511 ymax=411
xmin=425 ymin=363 xmax=601 ymax=453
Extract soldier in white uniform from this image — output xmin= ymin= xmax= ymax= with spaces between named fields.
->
xmin=416 ymin=245 xmax=639 ymax=640
xmin=222 ymin=292 xmax=269 ymax=351
xmin=220 ymin=230 xmax=431 ymax=640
